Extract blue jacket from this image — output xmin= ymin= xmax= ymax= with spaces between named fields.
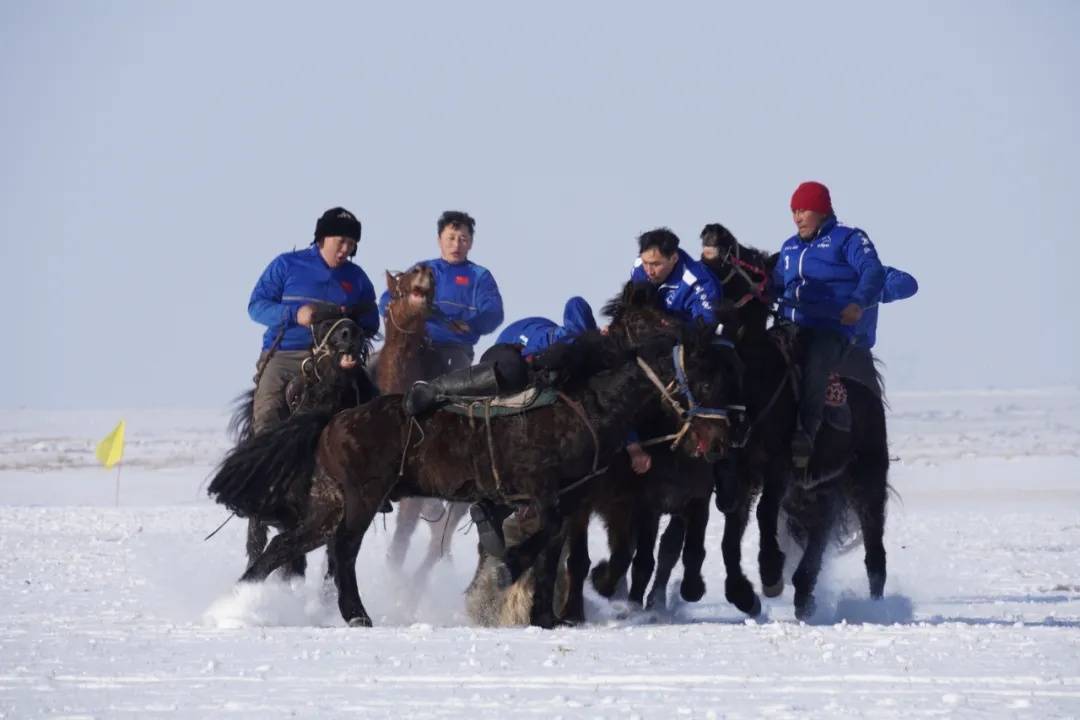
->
xmin=379 ymin=258 xmax=504 ymax=347
xmin=630 ymin=249 xmax=723 ymax=326
xmin=496 ymin=297 xmax=597 ymax=358
xmin=770 ymin=217 xmax=886 ymax=337
xmin=249 ymin=245 xmax=379 ymax=351
xmin=854 ymin=266 xmax=918 ymax=348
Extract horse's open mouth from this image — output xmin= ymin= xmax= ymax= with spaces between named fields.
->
xmin=338 ymin=353 xmax=358 ymax=370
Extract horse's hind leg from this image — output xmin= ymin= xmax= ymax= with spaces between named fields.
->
xmin=417 ymin=501 xmax=468 ymax=573
xmin=679 ymin=498 xmax=710 ymax=603
xmin=648 ymin=515 xmax=684 ymax=610
xmin=387 ymin=497 xmax=423 ymax=567
xmin=791 ymin=512 xmax=830 ymax=621
xmin=628 ymin=511 xmax=660 ymax=606
xmin=528 ymin=509 xmax=566 ymax=629
xmin=852 ymin=467 xmax=888 ymax=599
xmin=240 ymin=524 xmax=326 ymax=584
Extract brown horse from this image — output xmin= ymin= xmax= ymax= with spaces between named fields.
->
xmin=374 ymin=265 xmax=470 ymax=572
xmin=208 ymin=306 xmax=740 ymax=628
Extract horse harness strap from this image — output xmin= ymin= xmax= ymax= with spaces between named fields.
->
xmin=717 ymin=243 xmax=770 ymax=309
xmin=555 ymin=392 xmax=608 ymax=498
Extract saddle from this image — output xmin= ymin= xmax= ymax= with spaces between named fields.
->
xmin=439 ymin=386 xmax=559 ymax=418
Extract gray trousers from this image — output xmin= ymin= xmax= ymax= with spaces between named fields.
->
xmin=252 ymin=350 xmax=310 ymax=434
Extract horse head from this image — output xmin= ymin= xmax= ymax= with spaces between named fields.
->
xmin=699 ymin=223 xmax=776 ymax=337
xmin=384 ymin=264 xmax=435 ymax=332
xmin=603 ymin=281 xmax=680 ymax=347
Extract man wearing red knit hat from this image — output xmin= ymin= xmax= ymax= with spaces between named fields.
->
xmin=770 ymin=181 xmax=886 ymax=469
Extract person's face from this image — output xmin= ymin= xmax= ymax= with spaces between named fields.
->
xmin=639 ymin=247 xmax=679 ymax=285
xmin=793 ymin=209 xmax=827 ymax=240
xmin=318 ymin=236 xmax=357 ymax=268
xmin=438 ymin=224 xmax=473 ymax=263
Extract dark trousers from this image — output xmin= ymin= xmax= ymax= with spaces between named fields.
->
xmin=797 ymin=327 xmax=850 ymax=439
xmin=480 ymin=343 xmax=530 ymax=394
xmin=422 ymin=343 xmax=474 ymax=380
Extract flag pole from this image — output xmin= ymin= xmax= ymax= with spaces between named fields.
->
xmin=114 ymin=462 xmax=122 ymax=507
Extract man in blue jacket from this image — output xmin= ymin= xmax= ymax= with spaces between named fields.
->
xmin=624 ymin=228 xmax=724 ymax=475
xmin=840 ymin=266 xmax=919 ymax=394
xmin=771 ymin=181 xmax=886 ymax=468
xmin=496 ymin=296 xmax=597 ymax=359
xmin=390 ymin=210 xmax=505 ymax=406
xmin=248 ymin=206 xmax=379 ymax=433
xmin=631 ymin=228 xmax=723 ymax=327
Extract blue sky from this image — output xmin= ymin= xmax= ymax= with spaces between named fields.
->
xmin=2 ymin=1 xmax=1077 ymax=408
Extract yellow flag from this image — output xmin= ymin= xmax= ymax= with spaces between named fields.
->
xmin=96 ymin=420 xmax=126 ymax=469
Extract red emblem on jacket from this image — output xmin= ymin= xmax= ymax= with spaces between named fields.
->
xmin=340 ymin=280 xmax=354 ymax=293
xmin=455 ymin=275 xmax=470 ymax=286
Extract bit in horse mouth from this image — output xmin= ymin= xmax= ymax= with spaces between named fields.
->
xmin=338 ymin=354 xmax=358 ymax=369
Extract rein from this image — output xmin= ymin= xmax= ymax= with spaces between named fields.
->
xmin=635 ymin=345 xmax=745 ymax=452
xmin=716 ymin=243 xmax=770 ymax=308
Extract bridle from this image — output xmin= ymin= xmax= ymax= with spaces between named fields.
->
xmin=714 ymin=242 xmax=770 ymax=309
xmin=302 ymin=317 xmax=356 ymax=382
xmin=636 ymin=344 xmax=746 ymax=451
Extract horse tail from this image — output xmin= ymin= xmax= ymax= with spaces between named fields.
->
xmin=208 ymin=410 xmax=332 ymax=523
xmin=227 ymin=389 xmax=256 ymax=443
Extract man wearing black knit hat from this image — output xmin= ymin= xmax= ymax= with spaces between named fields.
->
xmin=247 ymin=206 xmax=380 ymax=433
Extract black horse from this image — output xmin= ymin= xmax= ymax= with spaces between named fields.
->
xmin=698 ymin=223 xmax=891 ymax=620
xmin=556 ymin=283 xmax=748 ymax=621
xmin=209 ymin=293 xmax=739 ymax=628
xmin=225 ymin=311 xmax=377 ymax=578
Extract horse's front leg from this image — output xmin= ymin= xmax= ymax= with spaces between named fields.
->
xmin=648 ymin=514 xmax=684 ymax=610
xmin=387 ymin=497 xmax=423 ymax=567
xmin=627 ymin=509 xmax=660 ymax=606
xmin=678 ymin=497 xmax=710 ymax=603
xmin=561 ymin=506 xmax=592 ymax=624
xmin=721 ymin=496 xmax=761 ymax=617
xmin=334 ymin=477 xmax=394 ymax=627
xmin=757 ymin=458 xmax=788 ymax=597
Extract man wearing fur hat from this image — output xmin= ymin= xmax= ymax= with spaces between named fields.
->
xmin=247 ymin=206 xmax=379 ymax=434
xmin=771 ymin=182 xmax=885 ymax=469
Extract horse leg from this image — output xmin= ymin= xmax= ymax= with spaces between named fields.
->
xmin=721 ymin=499 xmax=761 ymax=616
xmin=590 ymin=511 xmax=635 ymax=598
xmin=757 ymin=461 xmax=787 ymax=597
xmin=791 ymin=515 xmax=830 ymax=621
xmin=240 ymin=523 xmax=325 ymax=584
xmin=417 ymin=501 xmax=468 ymax=573
xmin=648 ymin=515 xmax=684 ymax=610
xmin=679 ymin=498 xmax=710 ymax=603
xmin=246 ymin=519 xmax=267 ymax=568
xmin=627 ymin=510 xmax=659 ymax=606
xmin=561 ymin=507 xmax=591 ymax=624
xmin=332 ymin=484 xmax=390 ymax=627
xmin=387 ymin=497 xmax=423 ymax=567
xmin=528 ymin=509 xmax=566 ymax=629
xmin=853 ymin=467 xmax=888 ymax=599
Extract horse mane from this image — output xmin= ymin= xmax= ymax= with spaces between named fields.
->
xmin=601 ymin=281 xmax=666 ymax=320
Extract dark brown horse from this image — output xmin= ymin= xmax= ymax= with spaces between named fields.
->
xmin=698 ymin=223 xmax=890 ymax=620
xmin=209 ymin=306 xmax=738 ymax=628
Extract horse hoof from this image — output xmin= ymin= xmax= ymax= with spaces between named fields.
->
xmin=747 ymin=595 xmax=762 ymax=617
xmin=680 ymin=575 xmax=706 ymax=603
xmin=794 ymin=597 xmax=816 ymax=622
xmin=762 ymin=579 xmax=784 ymax=598
xmin=347 ymin=616 xmax=373 ymax=628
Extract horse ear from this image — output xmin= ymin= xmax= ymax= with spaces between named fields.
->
xmin=385 ymin=271 xmax=396 ymax=292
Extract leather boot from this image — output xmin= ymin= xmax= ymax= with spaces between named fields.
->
xmin=404 ymin=362 xmax=501 ymax=416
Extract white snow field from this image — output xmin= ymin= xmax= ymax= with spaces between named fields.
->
xmin=2 ymin=389 xmax=1079 ymax=718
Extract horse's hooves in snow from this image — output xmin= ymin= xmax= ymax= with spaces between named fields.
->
xmin=747 ymin=594 xmax=762 ymax=618
xmin=347 ymin=616 xmax=373 ymax=628
xmin=762 ymin=579 xmax=784 ymax=598
xmin=680 ymin=575 xmax=706 ymax=602
xmin=794 ymin=596 xmax=816 ymax=622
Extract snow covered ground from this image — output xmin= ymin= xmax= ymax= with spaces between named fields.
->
xmin=2 ymin=389 xmax=1079 ymax=718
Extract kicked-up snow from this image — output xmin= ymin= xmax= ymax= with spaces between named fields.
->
xmin=1 ymin=390 xmax=1079 ymax=718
